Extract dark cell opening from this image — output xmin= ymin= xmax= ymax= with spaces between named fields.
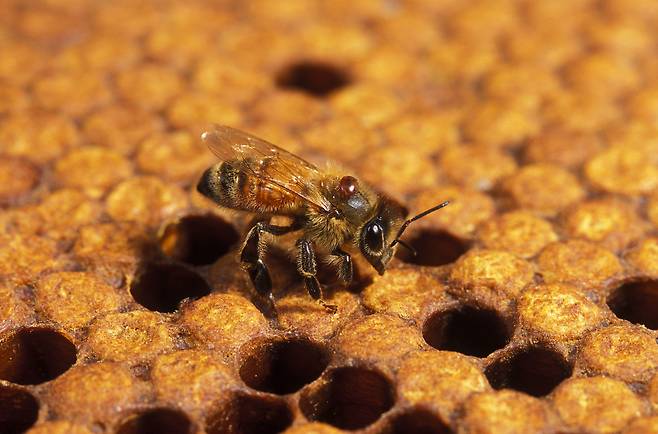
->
xmin=0 ymin=385 xmax=39 ymax=434
xmin=423 ymin=306 xmax=511 ymax=358
xmin=485 ymin=346 xmax=572 ymax=397
xmin=607 ymin=280 xmax=658 ymax=330
xmin=130 ymin=263 xmax=211 ymax=313
xmin=396 ymin=230 xmax=469 ymax=266
xmin=300 ymin=366 xmax=395 ymax=430
xmin=116 ymin=408 xmax=194 ymax=434
xmin=387 ymin=408 xmax=454 ymax=434
xmin=0 ymin=327 xmax=77 ymax=385
xmin=240 ymin=338 xmax=329 ymax=395
xmin=276 ymin=61 xmax=351 ymax=97
xmin=159 ymin=214 xmax=239 ymax=266
xmin=206 ymin=393 xmax=293 ymax=434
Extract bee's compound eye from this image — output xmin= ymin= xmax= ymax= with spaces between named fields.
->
xmin=339 ymin=175 xmax=358 ymax=198
xmin=364 ymin=221 xmax=384 ymax=253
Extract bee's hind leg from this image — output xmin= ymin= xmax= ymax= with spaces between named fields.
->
xmin=296 ymin=238 xmax=338 ymax=314
xmin=240 ymin=221 xmax=299 ymax=314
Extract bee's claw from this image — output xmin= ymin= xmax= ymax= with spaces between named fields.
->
xmin=319 ymin=299 xmax=338 ymax=314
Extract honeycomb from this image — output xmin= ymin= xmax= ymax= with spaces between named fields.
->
xmin=2 ymin=0 xmax=658 ymax=433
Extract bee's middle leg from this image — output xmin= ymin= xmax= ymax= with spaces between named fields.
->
xmin=240 ymin=221 xmax=298 ymax=308
xmin=296 ymin=238 xmax=338 ymax=313
xmin=331 ymin=248 xmax=353 ymax=285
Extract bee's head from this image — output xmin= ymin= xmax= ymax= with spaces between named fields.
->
xmin=359 ymin=200 xmax=450 ymax=275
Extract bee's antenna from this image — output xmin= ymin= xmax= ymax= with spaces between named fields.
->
xmin=390 ymin=201 xmax=450 ymax=248
xmin=396 ymin=239 xmax=418 ymax=257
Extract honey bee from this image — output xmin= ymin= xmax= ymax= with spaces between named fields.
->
xmin=197 ymin=125 xmax=448 ymax=313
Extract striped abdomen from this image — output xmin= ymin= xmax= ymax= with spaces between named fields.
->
xmin=197 ymin=160 xmax=305 ymax=215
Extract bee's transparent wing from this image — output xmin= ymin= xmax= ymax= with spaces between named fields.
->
xmin=202 ymin=125 xmax=333 ymax=213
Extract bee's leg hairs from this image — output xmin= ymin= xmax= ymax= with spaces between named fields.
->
xmin=240 ymin=221 xmax=299 ymax=312
xmin=331 ymin=248 xmax=353 ymax=285
xmin=296 ymin=238 xmax=338 ymax=313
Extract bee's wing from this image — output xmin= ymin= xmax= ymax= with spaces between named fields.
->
xmin=202 ymin=125 xmax=334 ymax=213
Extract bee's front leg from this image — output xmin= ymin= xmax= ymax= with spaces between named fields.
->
xmin=331 ymin=248 xmax=353 ymax=285
xmin=296 ymin=238 xmax=338 ymax=313
xmin=241 ymin=221 xmax=298 ymax=313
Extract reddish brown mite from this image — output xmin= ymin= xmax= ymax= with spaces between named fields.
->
xmin=197 ymin=125 xmax=448 ymax=313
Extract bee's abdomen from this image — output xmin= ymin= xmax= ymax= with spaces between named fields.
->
xmin=197 ymin=161 xmax=301 ymax=214
xmin=197 ymin=162 xmax=241 ymax=206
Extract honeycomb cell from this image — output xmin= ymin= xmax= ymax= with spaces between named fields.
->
xmin=275 ymin=291 xmax=362 ymax=341
xmin=518 ymin=284 xmax=605 ymax=345
xmin=607 ymin=279 xmax=658 ymax=329
xmin=47 ymin=362 xmax=151 ymax=422
xmin=250 ymin=91 xmax=326 ymax=128
xmin=159 ymin=214 xmax=239 ymax=266
xmin=331 ymin=84 xmax=403 ymax=127
xmin=461 ymin=100 xmax=540 ymax=149
xmin=0 ymin=157 xmax=40 ymax=206
xmin=152 ymin=349 xmax=236 ymax=413
xmin=460 ymin=390 xmax=556 ymax=434
xmin=115 ymin=408 xmax=195 ymax=434
xmin=239 ymin=336 xmax=329 ymax=394
xmin=300 ymin=366 xmax=394 ymax=430
xmin=0 ymin=327 xmax=77 ymax=385
xmin=500 ymin=164 xmax=585 ymax=217
xmin=626 ymin=238 xmax=658 ymax=277
xmin=524 ymin=128 xmax=604 ymax=168
xmin=397 ymin=351 xmax=490 ymax=420
xmin=359 ymin=144 xmax=438 ymax=197
xmin=86 ymin=310 xmax=177 ymax=363
xmin=180 ymin=293 xmax=269 ymax=355
xmin=32 ymin=70 xmax=113 ymax=117
xmin=54 ymin=147 xmax=133 ymax=197
xmin=115 ymin=63 xmax=185 ymax=112
xmin=553 ymin=376 xmax=645 ymax=434
xmin=409 ymin=186 xmax=495 ymax=239
xmin=166 ymin=93 xmax=243 ymax=132
xmin=363 ymin=268 xmax=449 ymax=321
xmin=396 ymin=229 xmax=471 ymax=267
xmin=83 ymin=104 xmax=164 ymax=156
xmin=383 ymin=111 xmax=460 ymax=157
xmin=137 ymin=131 xmax=214 ymax=183
xmin=562 ymin=198 xmax=647 ymax=252
xmin=564 ymin=52 xmax=640 ymax=98
xmin=0 ymin=385 xmax=39 ymax=434
xmin=0 ymin=234 xmax=62 ymax=285
xmin=423 ymin=304 xmax=511 ymax=358
xmin=336 ymin=314 xmax=425 ymax=367
xmin=585 ymin=145 xmax=658 ymax=195
xmin=439 ymin=145 xmax=517 ymax=191
xmin=35 ymin=271 xmax=123 ymax=330
xmin=276 ymin=60 xmax=351 ymax=97
xmin=106 ymin=177 xmax=189 ymax=227
xmin=537 ymin=240 xmax=623 ymax=287
xmin=385 ymin=408 xmax=452 ymax=434
xmin=130 ymin=263 xmax=211 ymax=313
xmin=477 ymin=211 xmax=557 ymax=258
xmin=485 ymin=346 xmax=572 ymax=397
xmin=449 ymin=249 xmax=534 ymax=298
xmin=34 ymin=189 xmax=103 ymax=241
xmin=0 ymin=111 xmax=79 ymax=164
xmin=206 ymin=392 xmax=293 ymax=434
xmin=577 ymin=325 xmax=658 ymax=383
